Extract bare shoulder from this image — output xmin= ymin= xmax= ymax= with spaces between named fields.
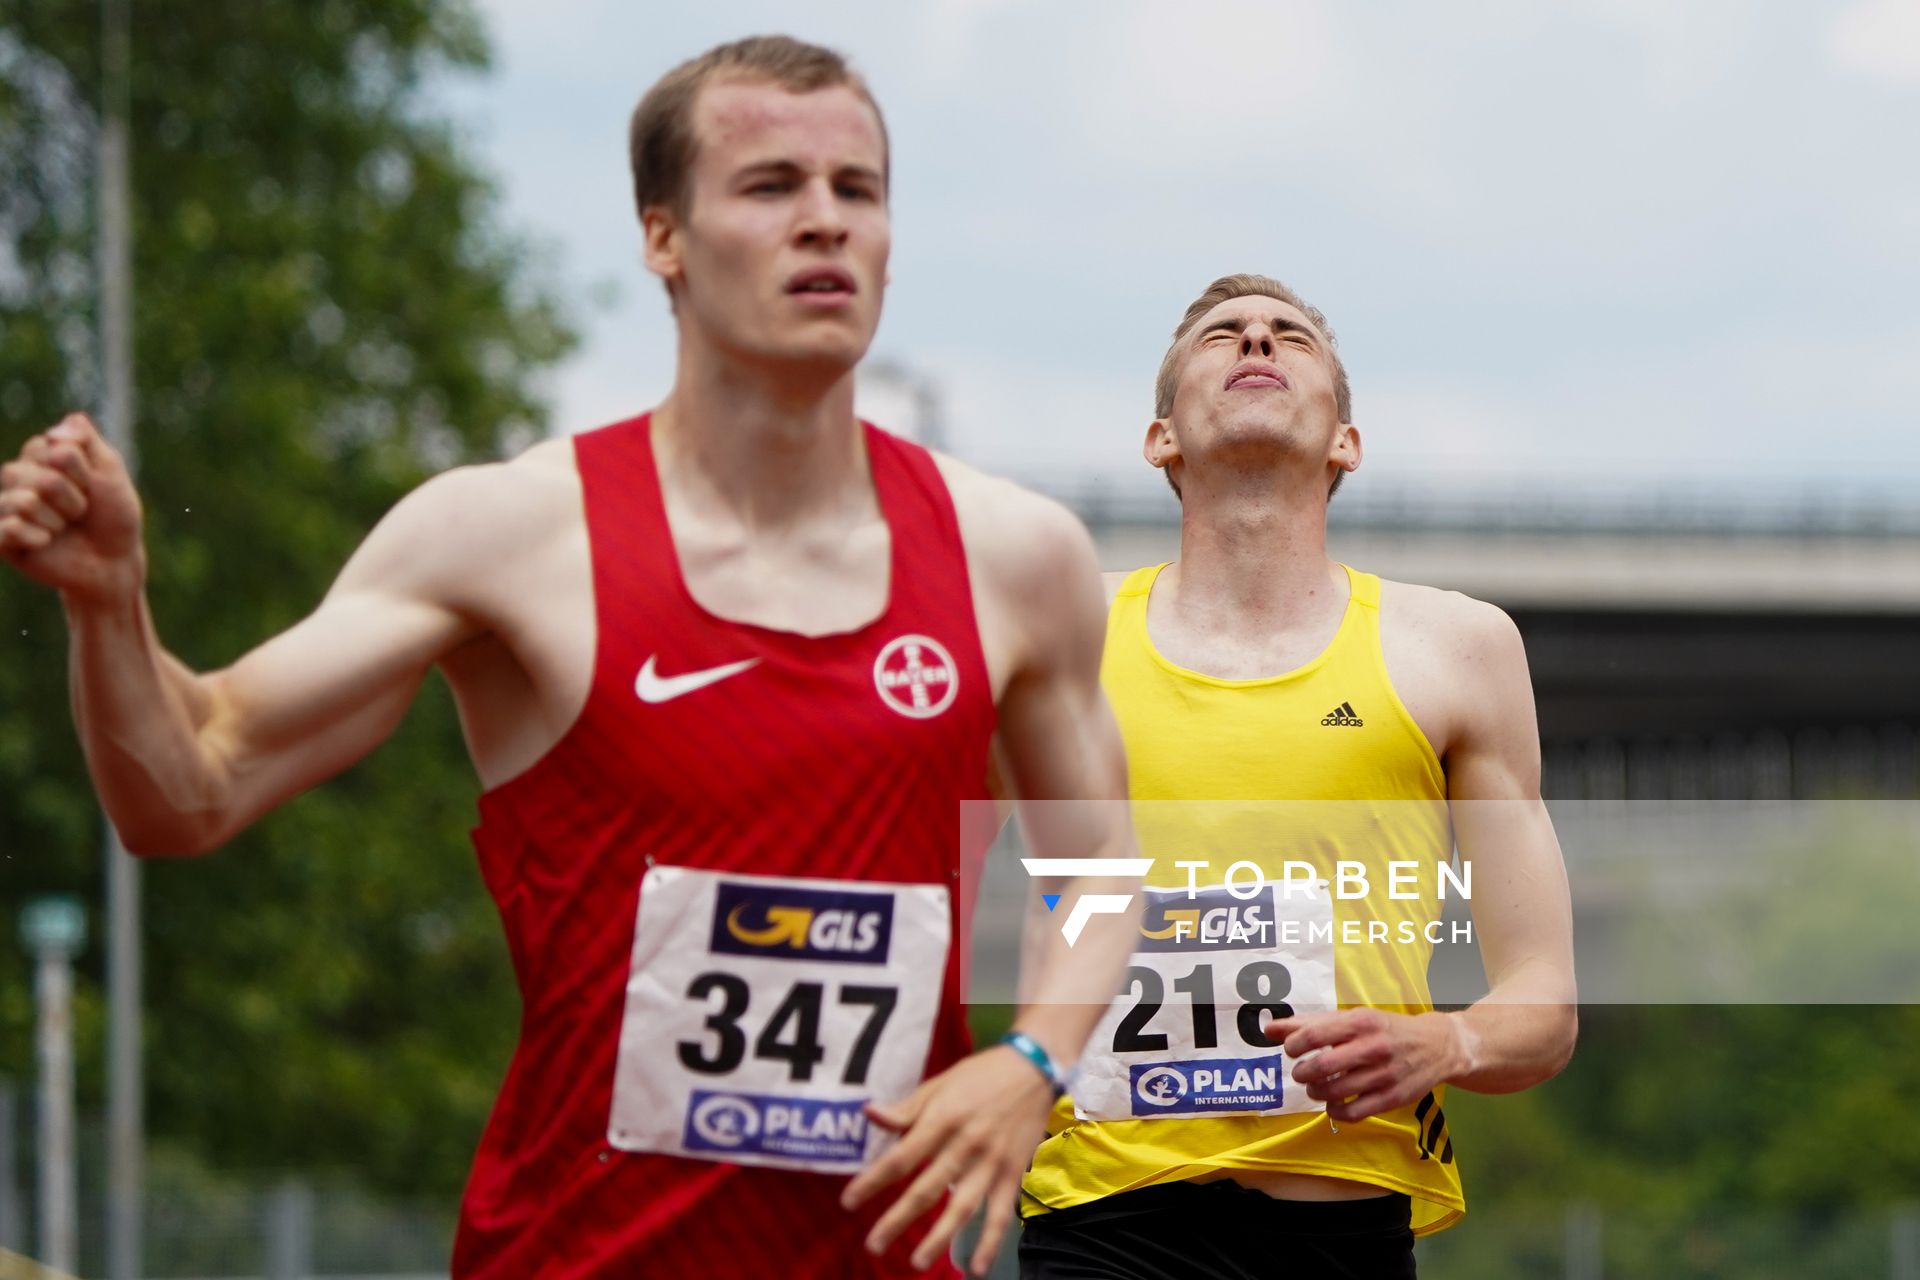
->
xmin=930 ymin=452 xmax=1099 ymax=600
xmin=344 ymin=436 xmax=582 ymax=600
xmin=1377 ymin=576 xmax=1528 ymax=683
xmin=1374 ymin=576 xmax=1534 ymax=763
xmin=1379 ymin=576 xmax=1515 ymax=639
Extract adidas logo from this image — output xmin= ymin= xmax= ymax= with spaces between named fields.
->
xmin=1320 ymin=701 xmax=1364 ymax=727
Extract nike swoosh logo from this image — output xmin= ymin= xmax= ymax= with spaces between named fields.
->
xmin=635 ymin=654 xmax=761 ymax=704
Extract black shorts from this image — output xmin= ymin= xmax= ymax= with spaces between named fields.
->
xmin=1018 ymin=1181 xmax=1416 ymax=1280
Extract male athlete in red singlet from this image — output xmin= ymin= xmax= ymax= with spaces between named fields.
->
xmin=0 ymin=36 xmax=1141 ymax=1279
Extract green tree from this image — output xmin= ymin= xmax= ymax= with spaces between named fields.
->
xmin=1 ymin=0 xmax=574 ymax=1198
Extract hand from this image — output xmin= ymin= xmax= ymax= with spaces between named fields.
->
xmin=0 ymin=412 xmax=145 ymax=604
xmin=1264 ymin=1009 xmax=1465 ymax=1125
xmin=841 ymin=1045 xmax=1054 ymax=1276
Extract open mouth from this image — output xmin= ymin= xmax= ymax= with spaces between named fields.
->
xmin=786 ymin=267 xmax=857 ymax=301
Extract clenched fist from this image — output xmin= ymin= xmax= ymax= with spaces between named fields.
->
xmin=0 ymin=412 xmax=145 ymax=605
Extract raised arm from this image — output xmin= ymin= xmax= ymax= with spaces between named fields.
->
xmin=2 ymin=413 xmax=481 ymax=854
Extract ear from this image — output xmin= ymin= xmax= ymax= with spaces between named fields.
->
xmin=1144 ymin=417 xmax=1181 ymax=472
xmin=641 ymin=204 xmax=683 ymax=288
xmin=1331 ymin=421 xmax=1361 ymax=476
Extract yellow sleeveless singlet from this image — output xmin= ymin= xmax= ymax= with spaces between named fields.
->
xmin=1021 ymin=563 xmax=1466 ymax=1236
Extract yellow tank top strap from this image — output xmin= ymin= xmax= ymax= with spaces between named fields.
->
xmin=1116 ymin=563 xmax=1165 ymax=599
xmin=1345 ymin=564 xmax=1381 ymax=610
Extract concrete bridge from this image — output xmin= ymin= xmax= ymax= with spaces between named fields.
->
xmin=1037 ymin=478 xmax=1920 ymax=799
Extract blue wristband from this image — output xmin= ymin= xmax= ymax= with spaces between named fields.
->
xmin=999 ymin=1031 xmax=1069 ymax=1097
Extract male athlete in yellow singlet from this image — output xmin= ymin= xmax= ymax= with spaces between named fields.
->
xmin=1018 ymin=275 xmax=1578 ymax=1278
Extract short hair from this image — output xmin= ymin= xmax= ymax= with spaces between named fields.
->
xmin=628 ymin=35 xmax=889 ymax=220
xmin=1152 ymin=273 xmax=1353 ymax=500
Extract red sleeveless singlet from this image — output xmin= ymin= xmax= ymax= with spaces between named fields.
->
xmin=453 ymin=414 xmax=995 ymax=1278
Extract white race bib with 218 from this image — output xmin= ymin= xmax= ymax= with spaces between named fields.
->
xmin=1071 ymin=879 xmax=1336 ymax=1121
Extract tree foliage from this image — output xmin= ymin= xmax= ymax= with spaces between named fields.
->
xmin=0 ymin=0 xmax=573 ymax=1196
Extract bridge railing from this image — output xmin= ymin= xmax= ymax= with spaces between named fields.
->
xmin=1020 ymin=474 xmax=1920 ymax=538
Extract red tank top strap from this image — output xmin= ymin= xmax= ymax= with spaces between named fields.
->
xmin=571 ymin=409 xmax=670 ymax=653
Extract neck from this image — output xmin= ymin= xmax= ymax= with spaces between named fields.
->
xmin=653 ymin=337 xmax=866 ymax=527
xmin=1164 ymin=465 xmax=1341 ymax=627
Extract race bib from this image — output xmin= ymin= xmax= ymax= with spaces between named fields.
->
xmin=608 ymin=866 xmax=951 ymax=1173
xmin=1071 ymin=879 xmax=1336 ymax=1121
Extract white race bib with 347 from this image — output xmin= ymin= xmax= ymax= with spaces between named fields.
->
xmin=1070 ymin=879 xmax=1336 ymax=1122
xmin=608 ymin=866 xmax=951 ymax=1173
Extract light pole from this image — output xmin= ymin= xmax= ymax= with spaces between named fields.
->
xmin=21 ymin=896 xmax=86 ymax=1275
xmin=97 ymin=0 xmax=143 ymax=1276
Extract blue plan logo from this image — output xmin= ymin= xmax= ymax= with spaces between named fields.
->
xmin=1129 ymin=1056 xmax=1288 ymax=1116
xmin=687 ymin=1094 xmax=761 ymax=1148
xmin=682 ymin=1090 xmax=870 ymax=1165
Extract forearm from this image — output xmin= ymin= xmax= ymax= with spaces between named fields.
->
xmin=64 ymin=581 xmax=228 ymax=853
xmin=1009 ymin=874 xmax=1143 ymax=1070
xmin=1440 ymin=958 xmax=1577 ymax=1093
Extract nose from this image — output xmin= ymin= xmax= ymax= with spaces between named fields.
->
xmin=1240 ymin=325 xmax=1275 ymax=360
xmin=794 ymin=176 xmax=850 ymax=251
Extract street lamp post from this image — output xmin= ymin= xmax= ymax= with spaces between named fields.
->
xmin=21 ymin=896 xmax=87 ymax=1275
xmin=97 ymin=0 xmax=144 ymax=1277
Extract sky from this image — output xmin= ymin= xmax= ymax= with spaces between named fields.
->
xmin=434 ymin=1 xmax=1920 ymax=503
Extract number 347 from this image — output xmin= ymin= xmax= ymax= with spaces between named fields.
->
xmin=677 ymin=972 xmax=897 ymax=1085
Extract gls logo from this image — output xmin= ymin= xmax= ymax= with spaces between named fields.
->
xmin=1136 ymin=885 xmax=1277 ymax=953
xmin=711 ymin=882 xmax=895 ymax=964
xmin=1019 ymin=857 xmax=1154 ymax=947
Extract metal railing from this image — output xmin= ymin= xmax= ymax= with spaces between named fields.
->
xmin=1020 ymin=474 xmax=1920 ymax=539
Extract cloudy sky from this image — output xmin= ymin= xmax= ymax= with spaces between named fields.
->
xmin=436 ymin=1 xmax=1920 ymax=501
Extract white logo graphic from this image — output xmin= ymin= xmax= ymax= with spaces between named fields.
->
xmin=1019 ymin=857 xmax=1155 ymax=946
xmin=873 ymin=634 xmax=959 ymax=719
xmin=636 ymin=654 xmax=760 ymax=704
xmin=1135 ymin=1066 xmax=1189 ymax=1107
xmin=690 ymin=1094 xmax=761 ymax=1148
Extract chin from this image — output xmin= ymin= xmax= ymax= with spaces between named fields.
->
xmin=1214 ymin=416 xmax=1302 ymax=450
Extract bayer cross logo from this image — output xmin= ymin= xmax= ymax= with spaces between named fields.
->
xmin=689 ymin=1094 xmax=760 ymax=1148
xmin=873 ymin=634 xmax=959 ymax=719
xmin=1135 ymin=1066 xmax=1189 ymax=1107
